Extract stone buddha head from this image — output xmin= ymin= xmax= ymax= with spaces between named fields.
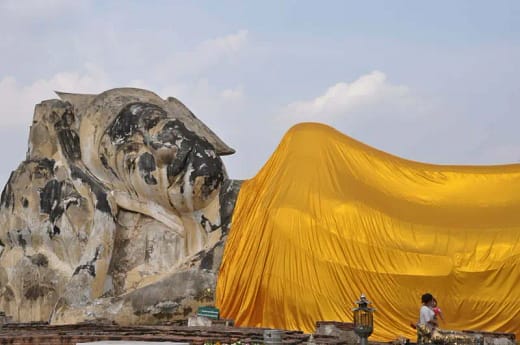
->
xmin=60 ymin=88 xmax=234 ymax=215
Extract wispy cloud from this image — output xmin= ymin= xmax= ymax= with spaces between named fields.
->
xmin=280 ymin=71 xmax=419 ymax=124
xmin=200 ymin=29 xmax=249 ymax=55
xmin=0 ymin=64 xmax=111 ymax=125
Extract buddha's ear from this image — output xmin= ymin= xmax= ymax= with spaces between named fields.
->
xmin=166 ymin=96 xmax=236 ymax=156
xmin=55 ymin=91 xmax=98 ymax=117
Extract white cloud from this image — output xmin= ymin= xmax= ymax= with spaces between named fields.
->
xmin=200 ymin=29 xmax=249 ymax=54
xmin=0 ymin=64 xmax=111 ymax=125
xmin=280 ymin=71 xmax=418 ymax=124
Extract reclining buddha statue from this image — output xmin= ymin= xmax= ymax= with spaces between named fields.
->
xmin=0 ymin=88 xmax=241 ymax=324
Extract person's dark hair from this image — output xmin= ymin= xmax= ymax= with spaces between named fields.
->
xmin=421 ymin=293 xmax=434 ymax=304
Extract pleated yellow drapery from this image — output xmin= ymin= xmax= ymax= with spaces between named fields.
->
xmin=216 ymin=123 xmax=520 ymax=341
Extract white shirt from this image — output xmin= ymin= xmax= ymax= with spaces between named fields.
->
xmin=419 ymin=305 xmax=435 ymax=329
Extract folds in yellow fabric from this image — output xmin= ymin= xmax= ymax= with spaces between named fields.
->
xmin=216 ymin=122 xmax=520 ymax=341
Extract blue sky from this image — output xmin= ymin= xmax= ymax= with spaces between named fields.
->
xmin=0 ymin=0 xmax=519 ymax=185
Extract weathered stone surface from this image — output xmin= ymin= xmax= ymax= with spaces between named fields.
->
xmin=315 ymin=321 xmax=358 ymax=344
xmin=0 ymin=322 xmax=344 ymax=345
xmin=187 ymin=316 xmax=213 ymax=327
xmin=0 ymin=88 xmax=241 ymax=325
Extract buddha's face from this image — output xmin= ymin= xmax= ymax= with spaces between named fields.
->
xmin=99 ymin=102 xmax=225 ymax=213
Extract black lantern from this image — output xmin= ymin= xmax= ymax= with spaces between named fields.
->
xmin=352 ymin=294 xmax=375 ymax=345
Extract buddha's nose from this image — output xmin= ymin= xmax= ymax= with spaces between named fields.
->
xmin=186 ymin=140 xmax=225 ymax=198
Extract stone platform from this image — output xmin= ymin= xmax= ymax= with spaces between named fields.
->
xmin=0 ymin=322 xmax=345 ymax=345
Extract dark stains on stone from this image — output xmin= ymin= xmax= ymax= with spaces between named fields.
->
xmin=108 ymin=105 xmax=141 ymax=144
xmin=100 ymin=153 xmax=119 ymax=178
xmin=6 ymin=231 xmax=13 ymax=247
xmin=100 ymin=154 xmax=109 ymax=169
xmin=166 ymin=153 xmax=189 ymax=184
xmin=39 ymin=179 xmax=83 ymax=239
xmin=52 ymin=225 xmax=61 ymax=237
xmin=37 ymin=158 xmax=56 ymax=171
xmin=108 ymin=231 xmax=132 ymax=296
xmin=138 ymin=152 xmax=157 ymax=185
xmin=199 ymin=248 xmax=214 ymax=270
xmin=219 ymin=179 xmax=243 ymax=235
xmin=70 ymin=165 xmax=111 ymax=214
xmin=39 ymin=179 xmax=65 ymax=238
xmin=24 ymin=284 xmax=52 ymax=300
xmin=122 ymin=143 xmax=140 ymax=175
xmin=159 ymin=120 xmax=197 ymax=184
xmin=144 ymin=236 xmax=152 ymax=263
xmin=22 ymin=197 xmax=29 ymax=208
xmin=40 ymin=179 xmax=64 ymax=224
xmin=0 ymin=172 xmax=15 ymax=209
xmin=62 ymin=189 xmax=82 ymax=210
xmin=50 ymin=102 xmax=75 ymax=128
xmin=200 ymin=214 xmax=220 ymax=233
xmin=17 ymin=234 xmax=27 ymax=249
xmin=33 ymin=158 xmax=55 ymax=179
xmin=108 ymin=103 xmax=167 ymax=145
xmin=183 ymin=306 xmax=193 ymax=317
xmin=57 ymin=129 xmax=81 ymax=161
xmin=125 ymin=156 xmax=137 ymax=175
xmin=73 ymin=262 xmax=95 ymax=277
xmin=156 ymin=120 xmax=195 ymax=147
xmin=60 ymin=104 xmax=75 ymax=127
xmin=73 ymin=245 xmax=102 ymax=277
xmin=157 ymin=119 xmax=225 ymax=200
xmin=186 ymin=141 xmax=224 ymax=202
xmin=30 ymin=253 xmax=49 ymax=267
xmin=142 ymin=111 xmax=164 ymax=131
xmin=16 ymin=230 xmax=27 ymax=249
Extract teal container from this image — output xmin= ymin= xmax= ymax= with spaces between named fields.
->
xmin=196 ymin=306 xmax=220 ymax=320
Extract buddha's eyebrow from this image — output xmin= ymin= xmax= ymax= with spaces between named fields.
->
xmin=107 ymin=102 xmax=167 ymax=145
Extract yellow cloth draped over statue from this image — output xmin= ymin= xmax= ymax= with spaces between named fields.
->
xmin=216 ymin=123 xmax=520 ymax=341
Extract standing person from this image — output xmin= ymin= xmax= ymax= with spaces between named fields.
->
xmin=419 ymin=293 xmax=437 ymax=329
xmin=416 ymin=293 xmax=438 ymax=344
xmin=432 ymin=298 xmax=444 ymax=323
